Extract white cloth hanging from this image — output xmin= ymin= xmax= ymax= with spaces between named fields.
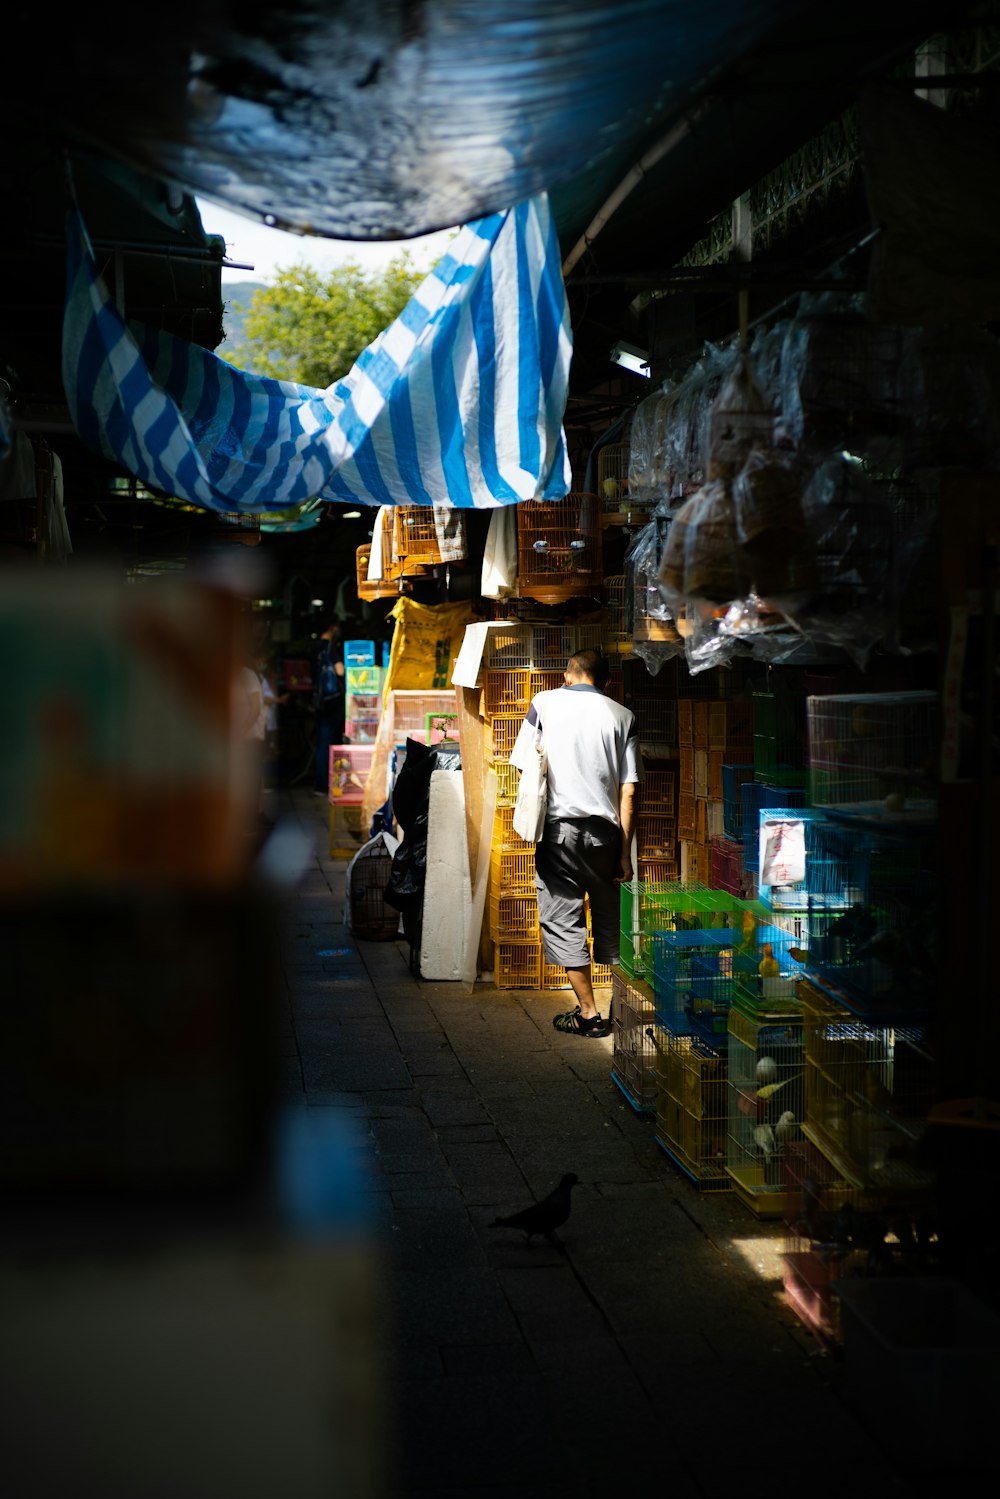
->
xmin=480 ymin=505 xmax=517 ymax=597
xmin=368 ymin=506 xmax=390 ymax=580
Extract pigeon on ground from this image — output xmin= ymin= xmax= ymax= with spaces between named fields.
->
xmin=489 ymin=1173 xmax=580 ymax=1244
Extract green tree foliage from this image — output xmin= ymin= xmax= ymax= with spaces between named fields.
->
xmin=230 ymin=256 xmax=425 ymax=388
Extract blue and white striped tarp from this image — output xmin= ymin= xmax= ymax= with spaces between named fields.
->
xmin=62 ymin=195 xmax=573 ymax=520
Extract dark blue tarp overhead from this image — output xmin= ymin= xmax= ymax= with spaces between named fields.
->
xmin=42 ymin=0 xmax=803 ymax=242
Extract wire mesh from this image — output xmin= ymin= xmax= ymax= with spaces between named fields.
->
xmin=348 ymin=842 xmax=400 ymax=940
xmin=636 ymin=853 xmax=680 ymax=883
xmin=489 ymin=843 xmax=536 ymax=894
xmin=803 ymin=818 xmax=935 ymax=1017
xmin=741 ymin=781 xmax=807 ymax=873
xmin=618 ymin=880 xmax=745 ymax=980
xmin=328 ymin=745 xmax=376 ymax=805
xmin=798 ymin=979 xmax=937 ymax=1191
xmin=611 ymin=970 xmax=658 ymax=1113
xmin=494 ymin=760 xmax=519 ymax=807
xmin=722 ymin=763 xmax=755 ymax=840
xmin=635 ymin=814 xmax=677 ymax=859
xmin=805 ymin=691 xmax=938 ymax=812
xmin=752 ymin=690 xmax=807 ymax=787
xmin=725 ymin=1000 xmax=806 ymax=1211
xmin=756 ymin=806 xmax=820 ymax=912
xmin=654 ymin=1032 xmax=730 ymax=1190
xmin=603 ymin=574 xmax=630 ymax=649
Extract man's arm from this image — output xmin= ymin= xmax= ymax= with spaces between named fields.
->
xmin=617 ymin=781 xmax=637 ymax=882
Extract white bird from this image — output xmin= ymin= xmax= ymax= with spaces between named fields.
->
xmin=774 ymin=1110 xmax=797 ymax=1144
xmin=754 ymin=1123 xmax=776 ymax=1158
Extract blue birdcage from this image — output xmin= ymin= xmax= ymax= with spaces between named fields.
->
xmin=741 ymin=782 xmax=807 ymax=879
xmin=652 ymin=928 xmax=759 ymax=1046
xmin=722 ymin=763 xmax=755 ymax=841
xmin=757 ymin=806 xmax=821 ymax=912
xmin=803 ymin=817 xmax=935 ymax=1019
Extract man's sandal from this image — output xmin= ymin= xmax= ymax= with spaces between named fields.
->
xmin=552 ymin=1005 xmax=612 ymax=1038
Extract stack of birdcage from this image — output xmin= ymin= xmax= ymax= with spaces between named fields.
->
xmin=677 ymin=695 xmax=754 ymax=887
xmin=724 ymin=997 xmax=807 ymax=1218
xmin=634 ymin=760 xmax=678 ymax=881
xmin=616 ymin=879 xmax=738 ymax=1184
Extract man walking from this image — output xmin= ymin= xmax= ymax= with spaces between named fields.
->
xmin=510 ymin=648 xmax=643 ymax=1037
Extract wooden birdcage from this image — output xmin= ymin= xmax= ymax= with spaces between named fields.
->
xmin=516 ymin=494 xmax=603 ymax=604
xmin=355 ymin=543 xmax=413 ymax=602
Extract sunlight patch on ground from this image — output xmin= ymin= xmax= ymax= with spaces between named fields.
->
xmin=728 ymin=1234 xmax=786 ymax=1284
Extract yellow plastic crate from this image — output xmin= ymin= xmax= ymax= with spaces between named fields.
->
xmin=635 ymin=814 xmax=676 ymax=858
xmin=489 ymin=890 xmax=539 ymax=940
xmin=483 ymin=668 xmax=562 ymax=716
xmin=541 ymin=955 xmax=612 ymax=991
xmin=637 ymin=855 xmax=680 ymax=883
xmin=494 ymin=760 xmax=520 ymax=807
xmin=488 ymin=712 xmax=524 ymax=761
xmin=492 ymin=804 xmax=517 ymax=846
xmin=494 ymin=940 xmax=542 ymax=990
xmin=489 ymin=843 xmax=536 ymax=893
xmin=642 ymin=766 xmax=676 ymax=814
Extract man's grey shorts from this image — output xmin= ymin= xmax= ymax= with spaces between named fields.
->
xmin=534 ymin=815 xmax=621 ymax=969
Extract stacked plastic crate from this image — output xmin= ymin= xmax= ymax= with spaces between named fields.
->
xmin=344 ymin=651 xmax=383 ymax=744
xmin=483 ymin=636 xmax=553 ymax=989
xmin=634 ymin=760 xmax=678 ymax=882
xmin=781 ymin=690 xmax=939 ymax=1331
xmin=678 ymin=696 xmax=753 ymax=888
xmin=328 ymin=744 xmax=376 ymax=856
xmin=482 ymin=620 xmax=610 ymax=991
xmin=643 ymin=887 xmax=757 ymax=1188
xmin=723 ymin=988 xmax=807 ymax=1218
xmin=613 ymin=879 xmax=717 ymax=1120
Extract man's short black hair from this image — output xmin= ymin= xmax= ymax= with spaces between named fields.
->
xmin=566 ymin=647 xmax=609 ymax=689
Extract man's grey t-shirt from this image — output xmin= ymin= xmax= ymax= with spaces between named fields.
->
xmin=509 ymin=684 xmax=644 ymax=825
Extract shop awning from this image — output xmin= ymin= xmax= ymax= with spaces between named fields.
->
xmin=62 ymin=194 xmax=572 ymax=520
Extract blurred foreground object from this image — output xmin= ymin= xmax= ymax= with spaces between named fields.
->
xmin=0 ymin=565 xmax=260 ymax=889
xmin=0 ymin=566 xmax=387 ymax=1495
